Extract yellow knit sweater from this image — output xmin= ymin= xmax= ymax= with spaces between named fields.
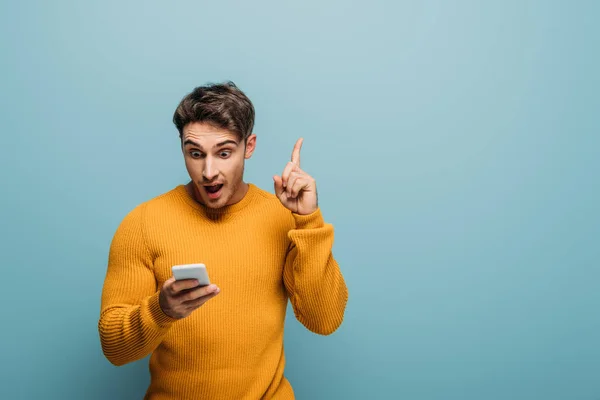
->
xmin=98 ymin=183 xmax=348 ymax=399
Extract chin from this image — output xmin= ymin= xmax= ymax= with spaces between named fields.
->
xmin=205 ymin=198 xmax=229 ymax=209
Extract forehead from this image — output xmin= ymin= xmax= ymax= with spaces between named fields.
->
xmin=182 ymin=122 xmax=240 ymax=145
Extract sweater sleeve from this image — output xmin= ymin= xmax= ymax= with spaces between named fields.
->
xmin=98 ymin=204 xmax=177 ymax=366
xmin=282 ymin=208 xmax=349 ymax=335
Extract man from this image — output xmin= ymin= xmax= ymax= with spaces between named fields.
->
xmin=98 ymin=81 xmax=348 ymax=399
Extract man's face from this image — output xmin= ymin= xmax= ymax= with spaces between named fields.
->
xmin=182 ymin=122 xmax=256 ymax=209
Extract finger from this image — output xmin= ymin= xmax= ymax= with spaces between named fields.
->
xmin=176 ymin=283 xmax=219 ymax=303
xmin=291 ymin=137 xmax=303 ymax=166
xmin=183 ymin=288 xmax=220 ymax=308
xmin=170 ymin=278 xmax=202 ymax=294
xmin=163 ymin=277 xmax=184 ymax=296
xmin=177 ymin=284 xmax=219 ymax=303
xmin=281 ymin=162 xmax=296 ymax=188
xmin=286 ymin=172 xmax=301 ymax=197
xmin=290 ymin=178 xmax=309 ymax=198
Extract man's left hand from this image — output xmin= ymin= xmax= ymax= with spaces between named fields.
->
xmin=273 ymin=138 xmax=318 ymax=215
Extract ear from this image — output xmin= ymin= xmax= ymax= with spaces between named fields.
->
xmin=244 ymin=134 xmax=257 ymax=159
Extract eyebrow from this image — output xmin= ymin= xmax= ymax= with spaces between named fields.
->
xmin=183 ymin=139 xmax=239 ymax=149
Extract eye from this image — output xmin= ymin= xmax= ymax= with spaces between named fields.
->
xmin=190 ymin=151 xmax=203 ymax=159
xmin=219 ymin=150 xmax=232 ymax=158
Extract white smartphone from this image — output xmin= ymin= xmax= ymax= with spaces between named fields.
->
xmin=172 ymin=263 xmax=211 ymax=287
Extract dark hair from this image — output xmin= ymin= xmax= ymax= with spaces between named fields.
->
xmin=173 ymin=81 xmax=255 ymax=142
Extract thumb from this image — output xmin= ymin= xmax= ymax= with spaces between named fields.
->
xmin=162 ymin=276 xmax=176 ymax=290
xmin=273 ymin=175 xmax=284 ymax=196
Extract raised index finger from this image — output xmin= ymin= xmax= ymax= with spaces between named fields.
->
xmin=291 ymin=137 xmax=303 ymax=166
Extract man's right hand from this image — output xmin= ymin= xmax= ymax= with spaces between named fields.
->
xmin=159 ymin=277 xmax=220 ymax=319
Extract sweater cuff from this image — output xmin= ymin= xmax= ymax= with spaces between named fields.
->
xmin=293 ymin=208 xmax=325 ymax=229
xmin=147 ymin=290 xmax=178 ymax=328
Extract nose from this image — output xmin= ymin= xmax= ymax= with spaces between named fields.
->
xmin=202 ymin=157 xmax=219 ymax=181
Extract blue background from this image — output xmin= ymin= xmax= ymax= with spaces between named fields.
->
xmin=1 ymin=1 xmax=599 ymax=399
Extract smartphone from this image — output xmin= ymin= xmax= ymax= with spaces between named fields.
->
xmin=172 ymin=263 xmax=211 ymax=287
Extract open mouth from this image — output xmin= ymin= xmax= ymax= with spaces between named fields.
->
xmin=203 ymin=184 xmax=224 ymax=199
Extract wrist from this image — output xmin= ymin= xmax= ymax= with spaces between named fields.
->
xmin=293 ymin=208 xmax=325 ymax=229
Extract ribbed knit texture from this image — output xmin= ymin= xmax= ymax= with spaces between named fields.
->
xmin=98 ymin=183 xmax=348 ymax=399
